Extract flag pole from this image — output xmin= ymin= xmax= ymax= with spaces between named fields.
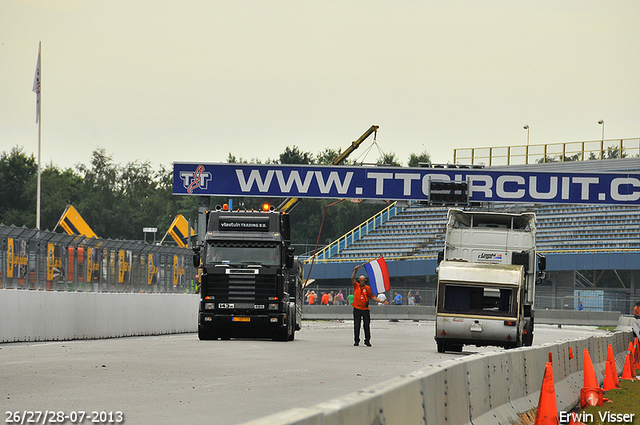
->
xmin=34 ymin=41 xmax=42 ymax=230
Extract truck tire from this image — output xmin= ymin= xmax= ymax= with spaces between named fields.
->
xmin=288 ymin=304 xmax=296 ymax=341
xmin=273 ymin=313 xmax=291 ymax=342
xmin=523 ymin=317 xmax=534 ymax=346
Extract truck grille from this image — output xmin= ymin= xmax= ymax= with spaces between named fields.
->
xmin=205 ymin=273 xmax=276 ymax=302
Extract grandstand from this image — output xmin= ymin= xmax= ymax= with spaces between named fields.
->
xmin=305 ymin=157 xmax=640 ymax=314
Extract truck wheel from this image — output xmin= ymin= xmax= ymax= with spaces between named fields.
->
xmin=523 ymin=319 xmax=534 ymax=346
xmin=288 ymin=305 xmax=296 ymax=341
xmin=274 ymin=314 xmax=291 ymax=342
xmin=437 ymin=342 xmax=447 ymax=353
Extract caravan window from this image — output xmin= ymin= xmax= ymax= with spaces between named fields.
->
xmin=438 ymin=283 xmax=517 ymax=317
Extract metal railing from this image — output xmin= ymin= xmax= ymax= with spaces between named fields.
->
xmin=453 ymin=137 xmax=640 ymax=166
xmin=0 ymin=225 xmax=198 ymax=293
xmin=304 ymin=201 xmax=403 ymax=263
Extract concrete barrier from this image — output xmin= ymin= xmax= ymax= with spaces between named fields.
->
xmin=0 ymin=289 xmax=198 ymax=343
xmin=240 ymin=329 xmax=635 ymax=425
xmin=302 ymin=305 xmax=622 ymax=326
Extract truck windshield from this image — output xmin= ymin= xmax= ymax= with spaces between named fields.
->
xmin=205 ymin=241 xmax=280 ymax=266
xmin=439 ymin=283 xmax=517 ymax=317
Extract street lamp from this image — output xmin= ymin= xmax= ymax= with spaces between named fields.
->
xmin=598 ymin=120 xmax=605 ymax=159
xmin=523 ymin=125 xmax=530 ymax=164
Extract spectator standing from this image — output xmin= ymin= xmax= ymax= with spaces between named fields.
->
xmin=308 ymin=291 xmax=316 ymax=305
xmin=633 ymin=301 xmax=640 ymax=319
xmin=321 ymin=292 xmax=329 ymax=305
xmin=328 ymin=291 xmax=334 ymax=305
xmin=407 ymin=290 xmax=415 ymax=306
xmin=347 ymin=292 xmax=354 ymax=305
xmin=377 ymin=292 xmax=387 ymax=306
xmin=335 ymin=290 xmax=345 ymax=305
xmin=393 ymin=292 xmax=403 ymax=305
xmin=414 ymin=291 xmax=422 ymax=306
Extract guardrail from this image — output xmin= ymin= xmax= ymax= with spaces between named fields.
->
xmin=301 ymin=305 xmax=623 ymax=326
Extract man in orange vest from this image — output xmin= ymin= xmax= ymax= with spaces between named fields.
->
xmin=351 ymin=264 xmax=388 ymax=346
xmin=634 ymin=301 xmax=640 ymax=319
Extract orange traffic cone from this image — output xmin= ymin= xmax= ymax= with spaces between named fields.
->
xmin=621 ymin=351 xmax=635 ymax=380
xmin=606 ymin=344 xmax=620 ymax=388
xmin=583 ymin=349 xmax=599 ymax=388
xmin=534 ymin=362 xmax=558 ymax=425
xmin=603 ymin=360 xmax=616 ymax=391
xmin=580 ymin=349 xmax=603 ymax=407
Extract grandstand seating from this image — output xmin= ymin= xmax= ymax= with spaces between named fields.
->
xmin=328 ymin=203 xmax=640 ymax=261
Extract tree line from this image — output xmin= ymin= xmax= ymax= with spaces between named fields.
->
xmin=0 ymin=145 xmax=431 ymax=248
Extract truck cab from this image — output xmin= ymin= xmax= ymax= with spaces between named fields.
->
xmin=193 ymin=204 xmax=301 ymax=341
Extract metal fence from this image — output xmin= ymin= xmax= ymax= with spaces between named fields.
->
xmin=453 ymin=137 xmax=640 ymax=166
xmin=0 ymin=225 xmax=198 ymax=294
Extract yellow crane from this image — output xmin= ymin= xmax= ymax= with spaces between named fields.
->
xmin=277 ymin=125 xmax=379 ymax=213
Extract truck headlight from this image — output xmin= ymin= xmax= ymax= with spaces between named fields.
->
xmin=204 ymin=303 xmax=214 ymax=310
xmin=269 ymin=303 xmax=279 ymax=310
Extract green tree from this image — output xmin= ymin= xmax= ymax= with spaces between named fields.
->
xmin=29 ymin=165 xmax=84 ymax=231
xmin=377 ymin=152 xmax=402 ymax=166
xmin=0 ymin=147 xmax=38 ymax=227
xmin=408 ymin=152 xmax=431 ymax=167
xmin=280 ymin=146 xmax=314 ymax=164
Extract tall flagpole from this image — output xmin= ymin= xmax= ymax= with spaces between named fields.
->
xmin=34 ymin=42 xmax=42 ymax=230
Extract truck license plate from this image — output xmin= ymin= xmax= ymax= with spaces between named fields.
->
xmin=232 ymin=317 xmax=250 ymax=322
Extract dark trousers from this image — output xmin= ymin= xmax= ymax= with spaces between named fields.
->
xmin=353 ymin=307 xmax=371 ymax=344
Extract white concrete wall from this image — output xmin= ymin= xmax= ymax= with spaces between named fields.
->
xmin=0 ymin=289 xmax=198 ymax=343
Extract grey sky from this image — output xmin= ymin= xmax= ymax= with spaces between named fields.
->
xmin=1 ymin=1 xmax=638 ymax=170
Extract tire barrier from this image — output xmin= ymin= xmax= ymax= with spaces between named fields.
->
xmin=240 ymin=328 xmax=635 ymax=425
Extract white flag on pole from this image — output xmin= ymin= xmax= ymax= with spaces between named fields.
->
xmin=33 ymin=43 xmax=41 ymax=123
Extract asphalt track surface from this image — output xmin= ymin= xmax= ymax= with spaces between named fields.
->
xmin=1 ymin=321 xmax=610 ymax=425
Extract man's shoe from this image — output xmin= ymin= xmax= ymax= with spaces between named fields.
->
xmin=364 ymin=341 xmax=372 ymax=347
xmin=354 ymin=342 xmax=359 ymax=346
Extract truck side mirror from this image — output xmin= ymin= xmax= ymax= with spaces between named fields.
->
xmin=193 ymin=246 xmax=201 ymax=268
xmin=286 ymin=246 xmax=295 ymax=268
xmin=537 ymin=254 xmax=546 ymax=271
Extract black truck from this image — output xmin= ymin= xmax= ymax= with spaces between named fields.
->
xmin=193 ymin=203 xmax=302 ymax=341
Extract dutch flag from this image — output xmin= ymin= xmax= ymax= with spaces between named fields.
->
xmin=364 ymin=257 xmax=391 ymax=295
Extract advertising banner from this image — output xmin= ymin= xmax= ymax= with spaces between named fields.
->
xmin=118 ymin=250 xmax=131 ymax=284
xmin=46 ymin=243 xmax=65 ymax=282
xmin=87 ymin=248 xmax=101 ymax=284
xmin=147 ymin=254 xmax=159 ymax=286
xmin=173 ymin=255 xmax=184 ymax=286
xmin=173 ymin=162 xmax=640 ymax=205
xmin=7 ymin=239 xmax=28 ymax=281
